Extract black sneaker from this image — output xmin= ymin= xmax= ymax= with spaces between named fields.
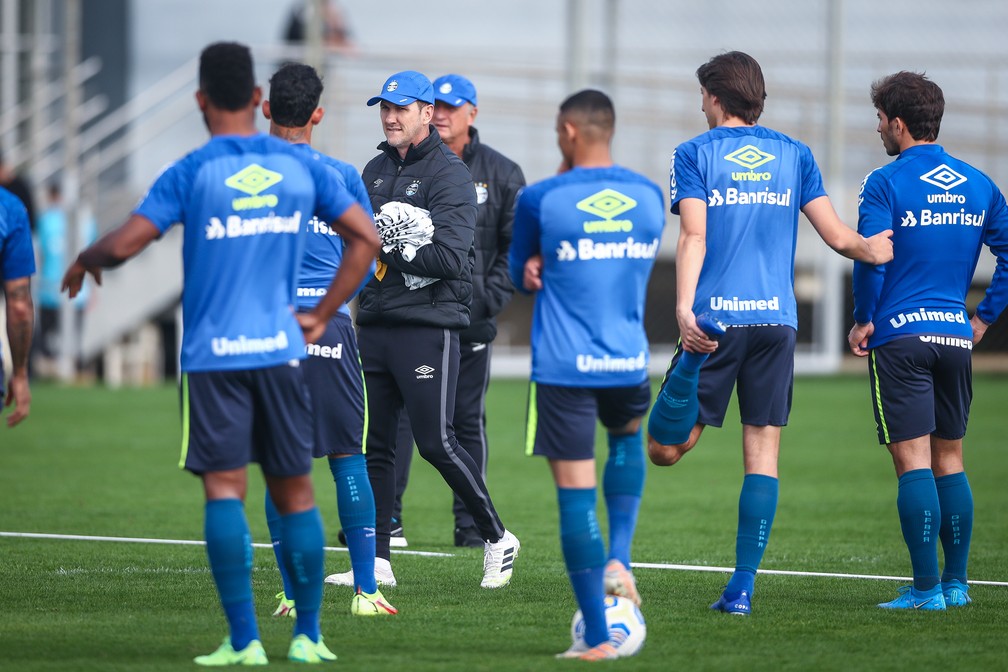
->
xmin=338 ymin=517 xmax=407 ymax=548
xmin=454 ymin=525 xmax=484 ymax=548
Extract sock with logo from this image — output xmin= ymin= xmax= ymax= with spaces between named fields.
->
xmin=602 ymin=429 xmax=645 ymax=568
xmin=726 ymin=474 xmax=779 ymax=597
xmin=936 ymin=471 xmax=973 ymax=585
xmin=559 ymin=487 xmax=608 ymax=648
xmin=204 ymin=498 xmax=258 ymax=650
xmin=647 ymin=350 xmax=707 ymax=445
xmin=264 ymin=490 xmax=294 ymax=598
xmin=329 ymin=454 xmax=378 ymax=594
xmin=281 ymin=507 xmax=325 ymax=642
xmin=897 ymin=469 xmax=941 ymax=592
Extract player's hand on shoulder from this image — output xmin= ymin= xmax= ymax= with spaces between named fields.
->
xmin=864 ymin=229 xmax=894 ymax=265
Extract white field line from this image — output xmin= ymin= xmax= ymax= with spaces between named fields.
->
xmin=631 ymin=561 xmax=1008 ymax=587
xmin=4 ymin=531 xmax=1007 ymax=587
xmin=0 ymin=531 xmax=454 ymax=558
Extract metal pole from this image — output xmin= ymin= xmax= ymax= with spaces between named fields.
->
xmin=58 ymin=0 xmax=82 ymax=382
xmin=601 ymin=0 xmax=618 ymax=92
xmin=305 ymin=0 xmax=325 ymax=72
xmin=565 ymin=0 xmax=587 ymax=94
xmin=1 ymin=0 xmax=19 ymax=161
xmin=821 ymin=0 xmax=844 ymax=370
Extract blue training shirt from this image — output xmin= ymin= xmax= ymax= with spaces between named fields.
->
xmin=671 ymin=125 xmax=827 ymax=328
xmin=135 ymin=134 xmax=358 ymax=372
xmin=854 ymin=143 xmax=1008 ymax=347
xmin=289 ymin=143 xmax=375 ymax=313
xmin=0 ymin=187 xmax=35 ymax=283
xmin=511 ymin=165 xmax=665 ymax=387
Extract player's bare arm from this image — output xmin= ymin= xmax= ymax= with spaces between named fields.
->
xmin=3 ymin=276 xmax=33 ymax=427
xmin=62 ymin=215 xmax=161 ymax=298
xmin=803 ymin=196 xmax=893 ymax=264
xmin=299 ymin=202 xmax=380 ymax=343
xmin=676 ymin=197 xmax=717 ymax=354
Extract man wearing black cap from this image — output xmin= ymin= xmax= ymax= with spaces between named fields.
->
xmin=324 ymin=71 xmax=520 ymax=590
xmin=390 ymin=74 xmax=526 ymax=548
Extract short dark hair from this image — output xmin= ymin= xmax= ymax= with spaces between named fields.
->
xmin=559 ymin=89 xmax=615 ymax=135
xmin=870 ymin=71 xmax=944 ymax=142
xmin=198 ymin=42 xmax=255 ymax=111
xmin=268 ymin=63 xmax=324 ymax=127
xmin=696 ymin=51 xmax=766 ymax=124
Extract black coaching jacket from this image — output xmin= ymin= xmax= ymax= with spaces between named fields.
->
xmin=357 ymin=125 xmax=477 ymax=329
xmin=458 ymin=127 xmax=526 ymax=345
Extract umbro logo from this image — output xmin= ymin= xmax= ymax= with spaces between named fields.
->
xmin=415 ymin=364 xmax=435 ymax=379
xmin=920 ymin=164 xmax=967 ymax=191
xmin=724 ymin=145 xmax=775 ymax=170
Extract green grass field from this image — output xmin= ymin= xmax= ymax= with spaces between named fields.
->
xmin=2 ymin=375 xmax=1007 ymax=671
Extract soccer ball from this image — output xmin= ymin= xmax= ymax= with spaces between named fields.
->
xmin=570 ymin=595 xmax=646 ymax=657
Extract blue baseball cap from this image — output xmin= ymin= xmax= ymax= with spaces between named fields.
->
xmin=367 ymin=70 xmax=434 ymax=106
xmin=432 ymin=74 xmax=478 ymax=107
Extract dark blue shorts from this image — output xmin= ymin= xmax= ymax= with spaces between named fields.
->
xmin=302 ymin=312 xmax=366 ymax=458
xmin=663 ymin=325 xmax=796 ymax=427
xmin=525 ymin=381 xmax=651 ymax=460
xmin=868 ymin=335 xmax=973 ymax=444
xmin=180 ymin=362 xmax=314 ymax=477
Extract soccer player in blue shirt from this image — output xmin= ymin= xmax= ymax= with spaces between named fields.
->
xmin=646 ymin=51 xmax=894 ymax=615
xmin=849 ymin=71 xmax=1008 ymax=610
xmin=1 ymin=185 xmax=35 ymax=428
xmin=511 ymin=89 xmax=663 ymax=660
xmin=261 ymin=61 xmax=396 ymax=618
xmin=62 ymin=42 xmax=380 ymax=664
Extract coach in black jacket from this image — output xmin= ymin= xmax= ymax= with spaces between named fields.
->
xmin=392 ymin=74 xmax=526 ymax=548
xmin=350 ymin=71 xmax=520 ymax=590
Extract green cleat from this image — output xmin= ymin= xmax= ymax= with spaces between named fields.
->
xmin=288 ymin=634 xmax=337 ymax=664
xmin=350 ymin=588 xmax=398 ymax=616
xmin=194 ymin=637 xmax=268 ymax=666
xmin=272 ymin=590 xmax=296 ymax=618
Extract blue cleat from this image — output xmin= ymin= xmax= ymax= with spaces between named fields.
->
xmin=710 ymin=589 xmax=751 ymax=615
xmin=878 ymin=585 xmax=946 ymax=611
xmin=942 ymin=580 xmax=972 ymax=607
xmin=695 ymin=313 xmax=727 ymax=341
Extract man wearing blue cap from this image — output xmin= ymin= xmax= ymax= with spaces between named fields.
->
xmin=325 ymin=71 xmax=520 ymax=591
xmin=390 ymin=74 xmax=526 ymax=548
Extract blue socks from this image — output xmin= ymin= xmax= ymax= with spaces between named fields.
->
xmin=329 ymin=455 xmax=378 ymax=594
xmin=204 ymin=498 xmax=258 ymax=650
xmin=897 ymin=469 xmax=941 ymax=592
xmin=726 ymin=474 xmax=778 ymax=597
xmin=264 ymin=491 xmax=294 ymax=598
xmin=602 ymin=429 xmax=645 ymax=568
xmin=281 ymin=507 xmax=326 ymax=641
xmin=558 ymin=487 xmax=607 ymax=648
xmin=647 ymin=350 xmax=708 ymax=445
xmin=936 ymin=471 xmax=973 ymax=585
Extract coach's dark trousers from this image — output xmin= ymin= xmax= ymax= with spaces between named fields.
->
xmin=393 ymin=341 xmax=493 ymax=530
xmin=358 ymin=324 xmax=505 ymax=559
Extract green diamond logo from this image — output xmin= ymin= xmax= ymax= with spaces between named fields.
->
xmin=724 ymin=145 xmax=775 ymax=170
xmin=576 ymin=189 xmax=637 ymax=219
xmin=225 ymin=164 xmax=283 ymax=196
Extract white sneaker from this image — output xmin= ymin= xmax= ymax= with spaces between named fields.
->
xmin=481 ymin=529 xmax=520 ymax=588
xmin=324 ymin=556 xmax=397 ymax=588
